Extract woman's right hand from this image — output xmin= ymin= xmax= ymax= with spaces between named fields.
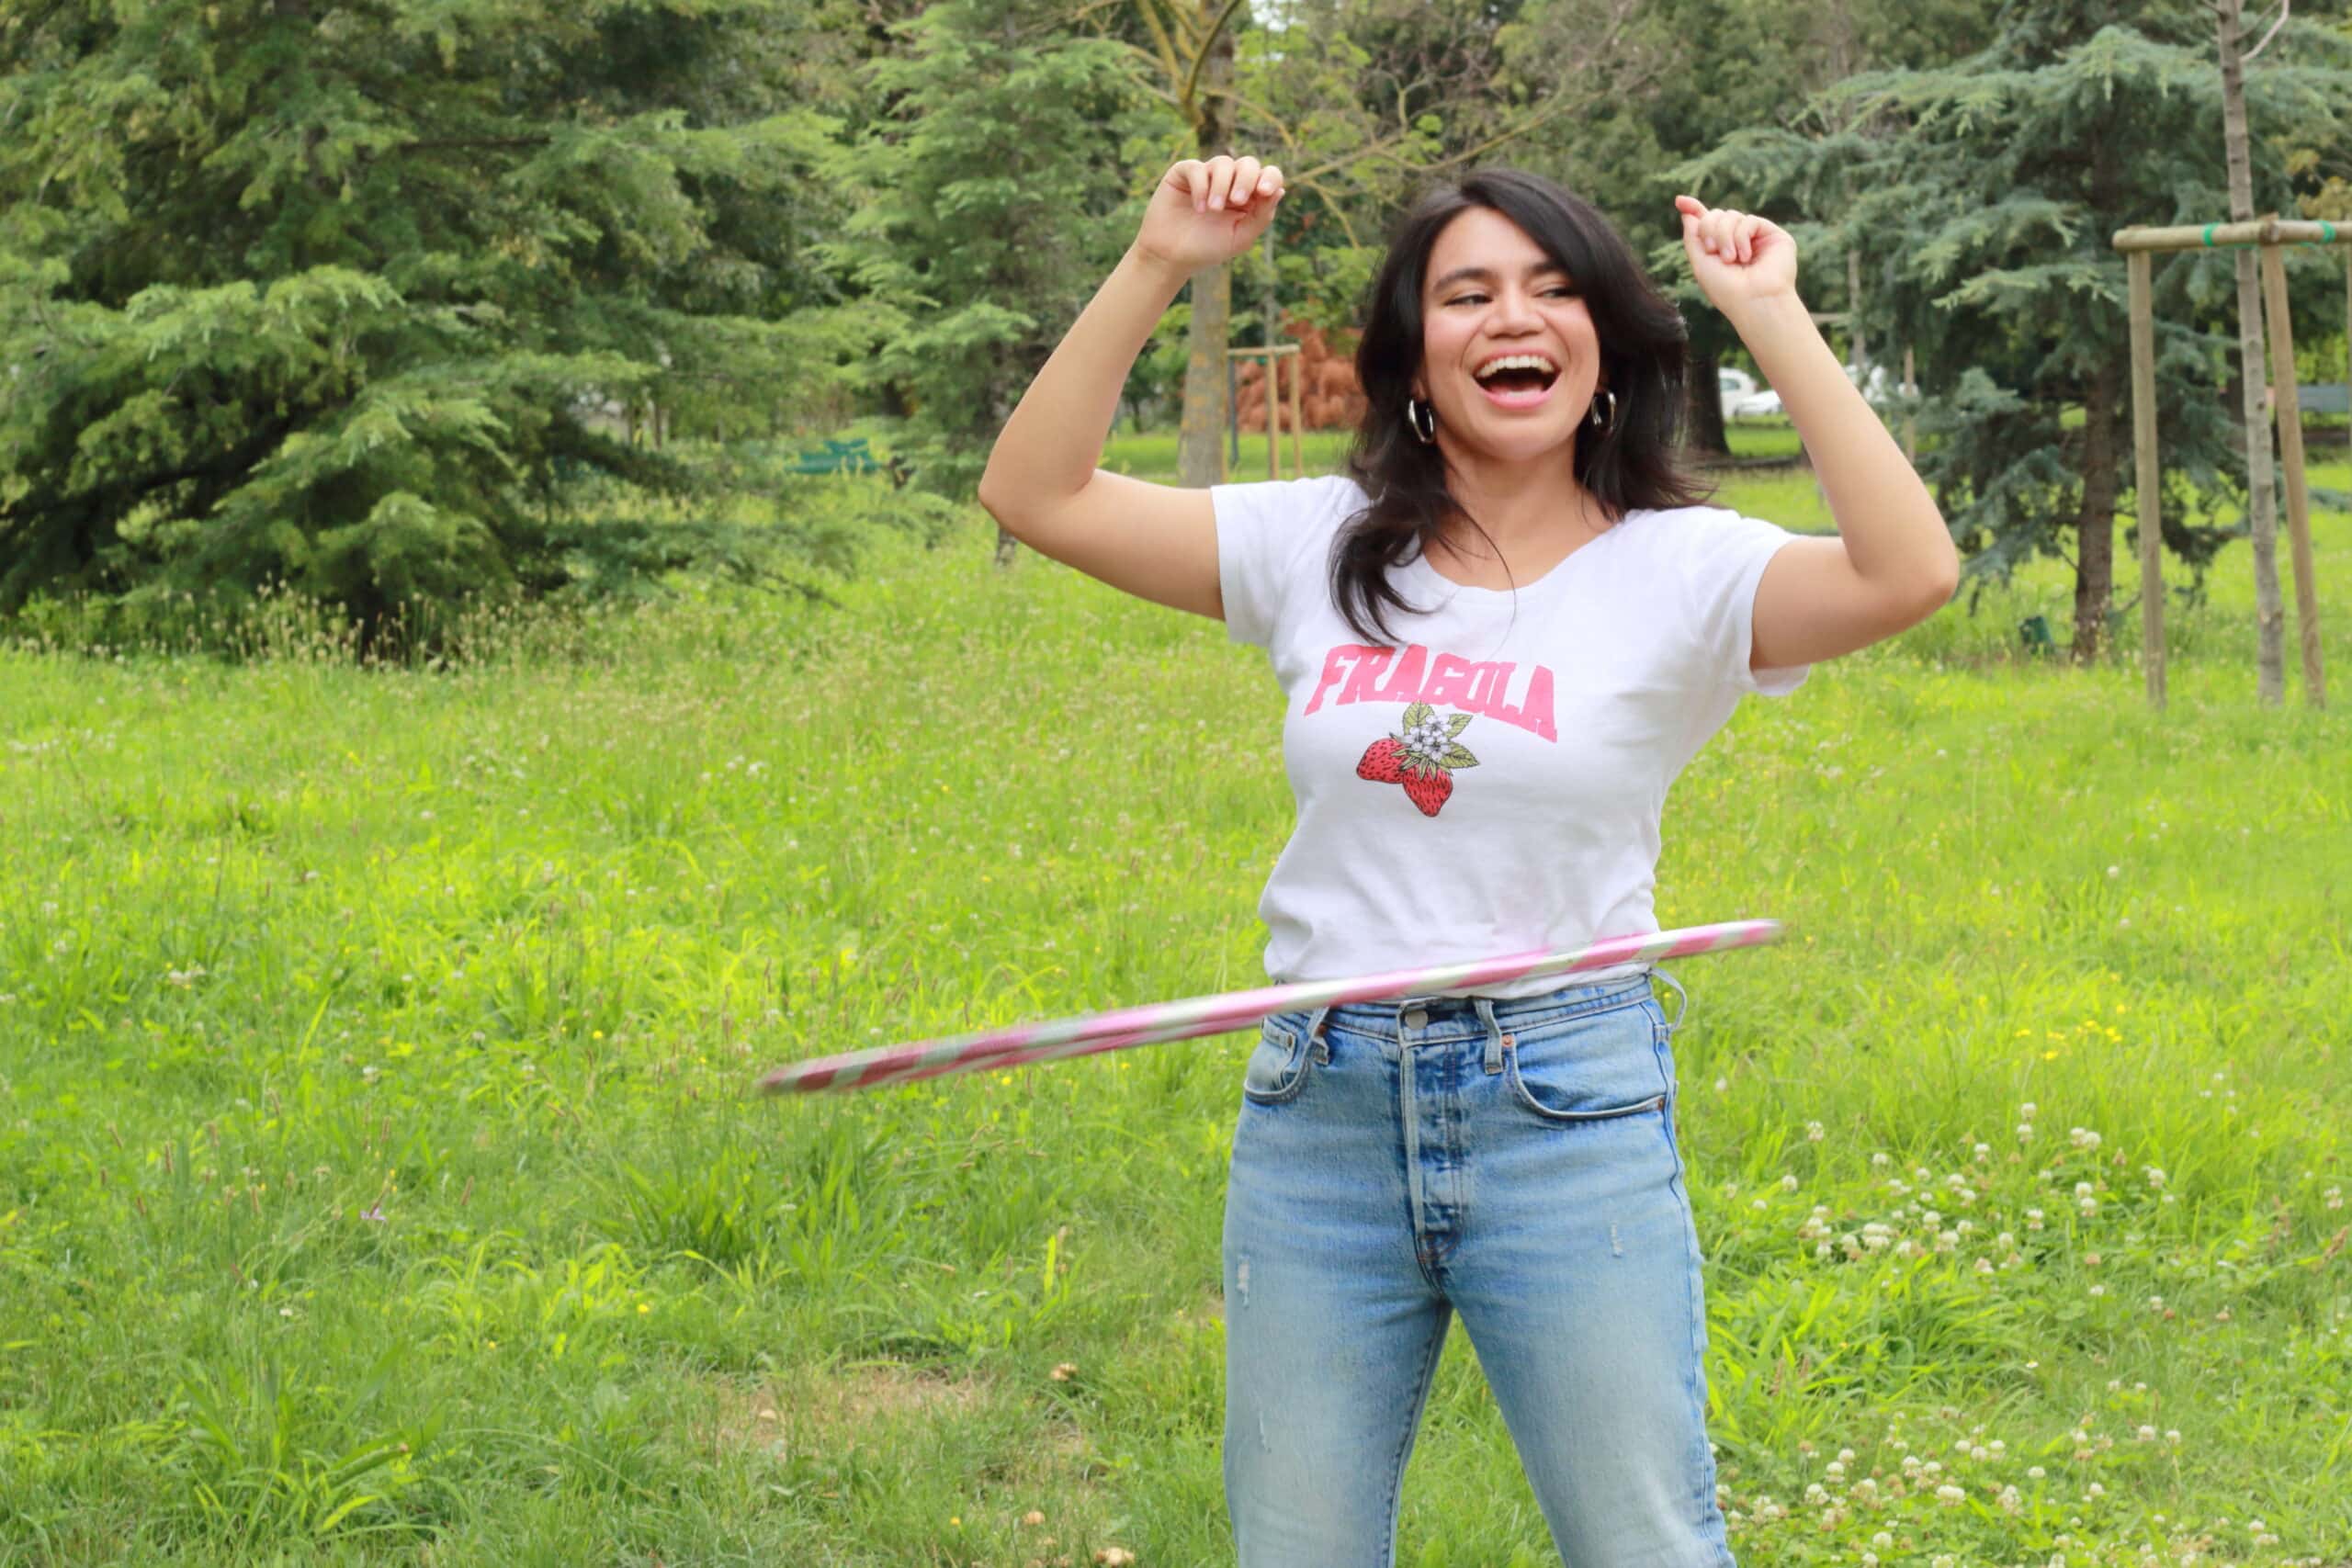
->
xmin=1132 ymin=154 xmax=1285 ymax=278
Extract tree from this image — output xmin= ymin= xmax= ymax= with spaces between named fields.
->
xmin=1690 ymin=0 xmax=2352 ymax=659
xmin=0 ymin=0 xmax=849 ymax=644
xmin=1515 ymin=0 xmax=1997 ymax=456
xmin=813 ymin=0 xmax=1150 ymax=551
xmin=1058 ymin=0 xmax=1243 ymax=487
xmin=1096 ymin=0 xmax=1649 ymax=485
xmin=2217 ymin=0 xmax=2287 ymax=702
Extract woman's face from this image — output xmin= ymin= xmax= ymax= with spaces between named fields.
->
xmin=1415 ymin=206 xmax=1603 ymax=468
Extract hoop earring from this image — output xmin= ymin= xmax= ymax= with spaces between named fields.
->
xmin=1586 ymin=389 xmax=1618 ymax=432
xmin=1406 ymin=397 xmax=1437 ymax=446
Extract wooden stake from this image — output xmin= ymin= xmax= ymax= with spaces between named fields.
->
xmin=1288 ymin=344 xmax=1306 ymax=478
xmin=2112 ymin=218 xmax=2342 ymax=251
xmin=2258 ymin=243 xmax=2326 ymax=708
xmin=2127 ymin=249 xmax=2165 ymax=709
xmin=1266 ymin=349 xmax=1279 ymax=480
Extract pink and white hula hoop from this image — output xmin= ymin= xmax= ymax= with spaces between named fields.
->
xmin=758 ymin=918 xmax=1781 ymax=1096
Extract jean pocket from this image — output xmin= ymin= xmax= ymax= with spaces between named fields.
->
xmin=1503 ymin=1001 xmax=1669 ymax=1122
xmin=1241 ymin=1017 xmax=1312 ymax=1104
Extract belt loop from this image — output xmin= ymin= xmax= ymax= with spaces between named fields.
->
xmin=1651 ymin=966 xmax=1690 ymax=1034
xmin=1475 ymin=997 xmax=1505 ymax=1075
xmin=1305 ymin=1003 xmax=1334 ymax=1063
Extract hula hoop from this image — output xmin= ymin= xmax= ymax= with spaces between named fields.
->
xmin=757 ymin=918 xmax=1782 ymax=1096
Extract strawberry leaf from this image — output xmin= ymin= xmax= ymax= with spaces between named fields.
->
xmin=1403 ymin=701 xmax=1434 ymax=729
xmin=1441 ymin=743 xmax=1478 ymax=769
xmin=1445 ymin=712 xmax=1474 ymax=737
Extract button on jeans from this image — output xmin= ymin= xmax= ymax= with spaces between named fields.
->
xmin=1221 ymin=972 xmax=1736 ymax=1567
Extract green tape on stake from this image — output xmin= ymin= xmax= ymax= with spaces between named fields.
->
xmin=2203 ymin=222 xmax=2219 ymax=247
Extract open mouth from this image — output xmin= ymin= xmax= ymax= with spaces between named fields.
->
xmin=1472 ymin=354 xmax=1560 ymax=411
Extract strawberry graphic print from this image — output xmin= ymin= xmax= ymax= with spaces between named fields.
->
xmin=1356 ymin=701 xmax=1477 ymax=818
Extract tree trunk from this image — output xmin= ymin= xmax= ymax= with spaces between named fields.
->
xmin=1180 ymin=266 xmax=1233 ymax=487
xmin=1261 ymin=209 xmax=1281 ymax=468
xmin=1846 ymin=249 xmax=1868 ymax=371
xmin=1685 ymin=349 xmax=1730 ymax=457
xmin=2219 ymin=0 xmax=2286 ymax=704
xmin=997 ymin=376 xmax=1025 ymax=570
xmin=1175 ymin=6 xmax=1237 ymax=489
xmin=2073 ymin=355 xmax=2121 ymax=662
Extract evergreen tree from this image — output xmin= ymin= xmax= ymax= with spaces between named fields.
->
xmin=811 ymin=0 xmax=1152 ymax=538
xmin=1689 ymin=0 xmax=2352 ymax=658
xmin=0 ymin=0 xmax=855 ymax=644
xmin=1512 ymin=0 xmax=1998 ymax=454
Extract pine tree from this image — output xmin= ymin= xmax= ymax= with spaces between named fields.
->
xmin=1499 ymin=0 xmax=1996 ymax=456
xmin=0 ymin=0 xmax=858 ymax=646
xmin=810 ymin=0 xmax=1151 ymax=549
xmin=1688 ymin=0 xmax=2352 ymax=659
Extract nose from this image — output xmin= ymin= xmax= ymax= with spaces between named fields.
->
xmin=1489 ymin=282 xmax=1544 ymax=334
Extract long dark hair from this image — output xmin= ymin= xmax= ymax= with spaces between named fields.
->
xmin=1331 ymin=167 xmax=1712 ymax=644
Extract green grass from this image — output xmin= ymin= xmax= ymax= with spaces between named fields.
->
xmin=0 ymin=446 xmax=2347 ymax=1564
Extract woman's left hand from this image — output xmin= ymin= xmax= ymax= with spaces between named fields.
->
xmin=1674 ymin=195 xmax=1798 ymax=313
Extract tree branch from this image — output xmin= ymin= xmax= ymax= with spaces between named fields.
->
xmin=1129 ymin=0 xmax=1187 ymax=103
xmin=5 ymin=423 xmax=295 ymax=525
xmin=1178 ymin=0 xmax=1251 ymax=118
xmin=1194 ymin=85 xmax=1305 ymax=155
xmin=1410 ymin=89 xmax=1604 ymax=175
xmin=1287 ymin=175 xmax=1364 ymax=247
xmin=396 ymin=136 xmax=553 ymax=154
xmin=2241 ymin=0 xmax=2290 ymax=61
xmin=1281 ymin=5 xmax=1645 ymax=186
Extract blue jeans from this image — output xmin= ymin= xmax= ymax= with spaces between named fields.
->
xmin=1221 ymin=972 xmax=1736 ymax=1567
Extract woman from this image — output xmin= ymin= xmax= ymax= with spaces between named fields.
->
xmin=978 ymin=153 xmax=1955 ymax=1566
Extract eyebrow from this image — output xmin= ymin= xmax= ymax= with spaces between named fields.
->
xmin=1429 ymin=261 xmax=1570 ymax=293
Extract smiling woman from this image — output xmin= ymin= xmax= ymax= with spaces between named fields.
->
xmin=975 ymin=152 xmax=1957 ymax=1568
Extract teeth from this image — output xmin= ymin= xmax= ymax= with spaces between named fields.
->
xmin=1475 ymin=355 xmax=1557 ymax=381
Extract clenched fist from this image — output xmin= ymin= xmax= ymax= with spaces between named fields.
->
xmin=1132 ymin=154 xmax=1286 ymax=278
xmin=1674 ymin=194 xmax=1798 ymax=317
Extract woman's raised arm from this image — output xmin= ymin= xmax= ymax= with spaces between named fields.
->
xmin=978 ymin=155 xmax=1285 ymax=620
xmin=1672 ymin=195 xmax=1959 ymax=671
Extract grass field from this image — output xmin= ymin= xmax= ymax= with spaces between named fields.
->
xmin=0 ymin=434 xmax=2348 ymax=1565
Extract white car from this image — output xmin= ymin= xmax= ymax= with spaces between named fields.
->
xmin=1717 ymin=367 xmax=1773 ymax=421
xmin=1723 ymin=363 xmax=1904 ymax=421
xmin=1849 ymin=362 xmax=1903 ymax=409
xmin=1718 ymin=367 xmax=1781 ymax=419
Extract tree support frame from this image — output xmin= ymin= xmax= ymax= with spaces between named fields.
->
xmin=2113 ymin=216 xmax=2346 ymax=710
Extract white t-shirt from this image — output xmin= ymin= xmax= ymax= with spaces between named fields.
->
xmin=1213 ymin=471 xmax=1810 ymax=998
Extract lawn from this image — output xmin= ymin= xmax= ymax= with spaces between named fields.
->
xmin=0 ymin=435 xmax=2346 ymax=1564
